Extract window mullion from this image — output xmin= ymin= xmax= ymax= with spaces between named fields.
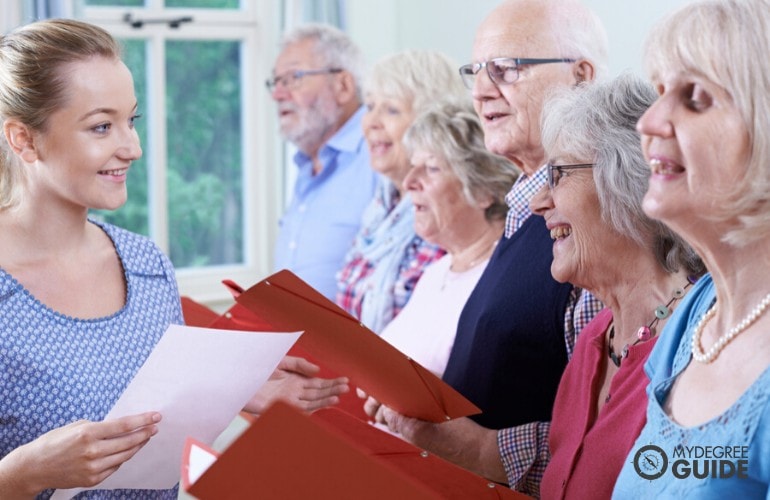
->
xmin=148 ymin=32 xmax=169 ymax=255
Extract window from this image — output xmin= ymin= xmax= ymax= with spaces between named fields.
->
xmin=71 ymin=0 xmax=285 ymax=307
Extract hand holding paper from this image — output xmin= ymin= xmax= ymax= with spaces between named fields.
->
xmin=3 ymin=412 xmax=160 ymax=495
xmin=51 ymin=324 xmax=301 ymax=499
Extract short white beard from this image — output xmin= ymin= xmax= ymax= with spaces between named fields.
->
xmin=281 ymin=91 xmax=344 ymax=154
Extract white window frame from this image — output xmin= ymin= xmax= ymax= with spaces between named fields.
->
xmin=60 ymin=1 xmax=288 ymax=309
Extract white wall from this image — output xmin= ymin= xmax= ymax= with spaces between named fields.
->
xmin=348 ymin=0 xmax=694 ymax=79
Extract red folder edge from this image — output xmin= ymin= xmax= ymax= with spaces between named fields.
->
xmin=185 ymin=401 xmax=441 ymax=499
xmin=235 ymin=270 xmax=481 ymax=422
xmin=184 ymin=402 xmax=529 ymax=499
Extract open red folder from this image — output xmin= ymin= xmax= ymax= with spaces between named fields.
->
xmin=181 ymin=293 xmax=371 ymax=421
xmin=182 ymin=270 xmax=480 ymax=423
xmin=182 ymin=401 xmax=527 ymax=499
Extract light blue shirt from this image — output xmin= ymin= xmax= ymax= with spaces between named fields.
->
xmin=273 ymin=106 xmax=378 ymax=299
xmin=614 ymin=274 xmax=770 ymax=499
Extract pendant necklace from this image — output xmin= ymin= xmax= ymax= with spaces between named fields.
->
xmin=608 ymin=278 xmax=695 ymax=368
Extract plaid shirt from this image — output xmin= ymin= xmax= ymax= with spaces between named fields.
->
xmin=336 ymin=236 xmax=445 ymax=328
xmin=497 ymin=165 xmax=604 ymax=496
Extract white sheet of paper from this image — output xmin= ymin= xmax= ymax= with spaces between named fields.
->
xmin=51 ymin=324 xmax=301 ymax=499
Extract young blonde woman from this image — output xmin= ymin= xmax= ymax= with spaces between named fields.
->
xmin=0 ymin=19 xmax=179 ymax=498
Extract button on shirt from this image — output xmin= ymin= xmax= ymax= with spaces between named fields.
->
xmin=274 ymin=106 xmax=379 ymax=299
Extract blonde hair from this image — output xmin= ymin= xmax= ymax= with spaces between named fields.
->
xmin=644 ymin=0 xmax=770 ymax=245
xmin=0 ymin=19 xmax=121 ymax=210
xmin=365 ymin=50 xmax=467 ymax=116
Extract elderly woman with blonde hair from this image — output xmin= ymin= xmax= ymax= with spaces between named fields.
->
xmin=336 ymin=49 xmax=468 ymax=333
xmin=615 ymin=0 xmax=770 ymax=495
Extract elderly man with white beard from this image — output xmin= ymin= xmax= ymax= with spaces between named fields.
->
xmin=267 ymin=24 xmax=378 ymax=300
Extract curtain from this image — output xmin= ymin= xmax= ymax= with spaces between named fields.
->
xmin=282 ymin=0 xmax=346 ymax=31
xmin=31 ymin=0 xmax=74 ymax=19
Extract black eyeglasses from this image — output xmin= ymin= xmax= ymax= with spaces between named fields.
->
xmin=265 ymin=68 xmax=343 ymax=92
xmin=458 ymin=57 xmax=576 ymax=89
xmin=547 ymin=162 xmax=594 ymax=189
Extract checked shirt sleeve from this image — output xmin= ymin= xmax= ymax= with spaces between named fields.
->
xmin=497 ymin=421 xmax=551 ymax=498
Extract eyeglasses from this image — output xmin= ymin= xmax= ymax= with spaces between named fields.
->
xmin=546 ymin=162 xmax=594 ymax=189
xmin=458 ymin=57 xmax=576 ymax=90
xmin=265 ymin=68 xmax=343 ymax=91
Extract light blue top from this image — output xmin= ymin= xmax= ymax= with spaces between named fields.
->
xmin=0 ymin=219 xmax=183 ymax=499
xmin=273 ymin=106 xmax=379 ymax=299
xmin=614 ymin=274 xmax=770 ymax=499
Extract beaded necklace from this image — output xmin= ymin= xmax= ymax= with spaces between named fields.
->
xmin=608 ymin=279 xmax=694 ymax=368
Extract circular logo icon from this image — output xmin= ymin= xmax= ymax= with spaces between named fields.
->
xmin=633 ymin=444 xmax=668 ymax=480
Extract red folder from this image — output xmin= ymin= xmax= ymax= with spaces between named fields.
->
xmin=182 ymin=270 xmax=480 ymax=423
xmin=242 ymin=270 xmax=479 ymax=422
xmin=182 ymin=401 xmax=527 ymax=499
xmin=181 ymin=291 xmax=368 ymax=420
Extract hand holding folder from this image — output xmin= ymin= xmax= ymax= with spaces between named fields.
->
xmin=182 ymin=401 xmax=528 ymax=499
xmin=183 ymin=270 xmax=481 ymax=423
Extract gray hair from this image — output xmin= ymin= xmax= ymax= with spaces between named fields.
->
xmin=644 ymin=0 xmax=770 ymax=246
xmin=365 ymin=50 xmax=468 ymax=117
xmin=0 ymin=19 xmax=122 ymax=210
xmin=541 ymin=72 xmax=704 ymax=276
xmin=547 ymin=0 xmax=610 ymax=80
xmin=280 ymin=23 xmax=365 ymax=100
xmin=404 ymin=101 xmax=520 ymax=222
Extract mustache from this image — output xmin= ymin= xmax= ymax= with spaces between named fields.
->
xmin=278 ymin=103 xmax=298 ymax=114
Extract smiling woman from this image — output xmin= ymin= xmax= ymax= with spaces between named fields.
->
xmin=614 ymin=0 xmax=770 ymax=495
xmin=335 ymin=49 xmax=468 ymax=334
xmin=30 ymin=57 xmax=141 ymax=213
xmin=0 ymin=19 xmax=181 ymax=498
xmin=527 ymin=72 xmax=704 ymax=500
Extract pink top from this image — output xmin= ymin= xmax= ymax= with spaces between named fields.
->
xmin=541 ymin=308 xmax=656 ymax=500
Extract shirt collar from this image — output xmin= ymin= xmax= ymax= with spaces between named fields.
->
xmin=293 ymin=105 xmax=367 ymax=166
xmin=504 ymin=164 xmax=548 ymax=237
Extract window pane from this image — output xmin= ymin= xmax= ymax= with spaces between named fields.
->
xmin=84 ymin=0 xmax=145 ymax=6
xmin=164 ymin=0 xmax=239 ymax=7
xmin=166 ymin=40 xmax=243 ymax=268
xmin=91 ymin=39 xmax=150 ymax=237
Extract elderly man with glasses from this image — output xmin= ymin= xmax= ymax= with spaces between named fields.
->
xmin=267 ymin=23 xmax=378 ymax=300
xmin=367 ymin=0 xmax=606 ymax=496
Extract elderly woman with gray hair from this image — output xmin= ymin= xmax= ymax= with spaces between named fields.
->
xmin=528 ymin=72 xmax=704 ymax=498
xmin=371 ymin=73 xmax=704 ymax=499
xmin=377 ymin=102 xmax=519 ymax=377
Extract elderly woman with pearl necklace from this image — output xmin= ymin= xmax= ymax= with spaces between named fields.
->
xmin=614 ymin=0 xmax=770 ymax=496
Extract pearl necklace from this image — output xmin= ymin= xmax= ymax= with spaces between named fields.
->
xmin=691 ymin=291 xmax=770 ymax=364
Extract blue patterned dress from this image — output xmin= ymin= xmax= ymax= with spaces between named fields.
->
xmin=0 ymin=219 xmax=183 ymax=499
